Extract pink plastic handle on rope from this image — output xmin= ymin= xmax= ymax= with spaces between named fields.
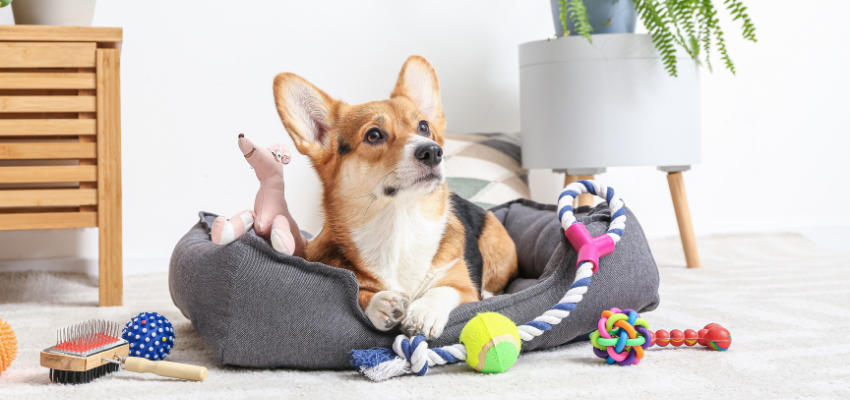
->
xmin=564 ymin=223 xmax=615 ymax=274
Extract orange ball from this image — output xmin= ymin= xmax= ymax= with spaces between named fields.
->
xmin=670 ymin=329 xmax=684 ymax=347
xmin=684 ymin=329 xmax=698 ymax=346
xmin=655 ymin=329 xmax=670 ymax=347
xmin=0 ymin=318 xmax=17 ymax=375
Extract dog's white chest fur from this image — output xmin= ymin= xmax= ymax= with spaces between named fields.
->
xmin=351 ymin=196 xmax=447 ymax=295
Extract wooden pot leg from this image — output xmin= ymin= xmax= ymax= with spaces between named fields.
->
xmin=563 ymin=174 xmax=578 ymax=208
xmin=576 ymin=174 xmax=594 ymax=207
xmin=666 ymin=172 xmax=701 ymax=269
xmin=563 ymin=174 xmax=595 ymax=208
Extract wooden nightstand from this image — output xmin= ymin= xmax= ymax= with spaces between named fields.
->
xmin=0 ymin=26 xmax=123 ymax=306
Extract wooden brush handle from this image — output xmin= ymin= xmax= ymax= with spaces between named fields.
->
xmin=124 ymin=357 xmax=208 ymax=381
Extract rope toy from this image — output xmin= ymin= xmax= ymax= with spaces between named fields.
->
xmin=121 ymin=312 xmax=175 ymax=361
xmin=0 ymin=317 xmax=17 ymax=375
xmin=350 ymin=180 xmax=626 ymax=381
xmin=591 ymin=308 xmax=733 ymax=366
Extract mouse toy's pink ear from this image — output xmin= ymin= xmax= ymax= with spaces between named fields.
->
xmin=273 ymin=73 xmax=341 ymax=161
xmin=269 ymin=143 xmax=292 ymax=165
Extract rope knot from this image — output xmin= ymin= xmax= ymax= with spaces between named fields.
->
xmin=393 ymin=335 xmax=430 ymax=376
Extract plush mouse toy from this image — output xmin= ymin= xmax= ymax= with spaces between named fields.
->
xmin=211 ymin=134 xmax=306 ymax=257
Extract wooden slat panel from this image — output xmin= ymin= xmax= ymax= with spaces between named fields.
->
xmin=0 ymin=143 xmax=97 ymax=159
xmin=78 ymin=67 xmax=98 ymax=213
xmin=0 ymin=26 xmax=122 ymax=43
xmin=0 ymin=211 xmax=97 ymax=230
xmin=0 ymin=189 xmax=97 ymax=207
xmin=0 ymin=96 xmax=96 ymax=113
xmin=0 ymin=206 xmax=79 ymax=214
xmin=0 ymin=113 xmax=79 ymax=120
xmin=0 ymin=165 xmax=97 ymax=183
xmin=0 ymin=89 xmax=79 ymax=96
xmin=97 ymin=48 xmax=123 ymax=306
xmin=1 ymin=68 xmax=81 ymax=73
xmin=0 ymin=119 xmax=96 ymax=136
xmin=0 ymin=43 xmax=96 ymax=68
xmin=0 ymin=73 xmax=96 ymax=89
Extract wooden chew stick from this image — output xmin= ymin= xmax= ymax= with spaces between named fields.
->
xmin=124 ymin=358 xmax=208 ymax=381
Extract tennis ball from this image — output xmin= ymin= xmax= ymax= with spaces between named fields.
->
xmin=459 ymin=312 xmax=520 ymax=373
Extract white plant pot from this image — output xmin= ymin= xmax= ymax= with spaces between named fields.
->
xmin=12 ymin=0 xmax=96 ymax=26
xmin=519 ymin=34 xmax=701 ymax=171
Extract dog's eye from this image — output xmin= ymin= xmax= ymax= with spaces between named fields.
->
xmin=365 ymin=128 xmax=385 ymax=144
xmin=418 ymin=121 xmax=430 ymax=136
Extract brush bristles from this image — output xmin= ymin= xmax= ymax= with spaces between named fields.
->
xmin=57 ymin=319 xmax=120 ymax=346
xmin=49 ymin=363 xmax=119 ymax=384
xmin=53 ymin=319 xmax=122 ymax=357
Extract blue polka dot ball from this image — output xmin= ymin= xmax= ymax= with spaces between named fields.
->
xmin=122 ymin=312 xmax=175 ymax=361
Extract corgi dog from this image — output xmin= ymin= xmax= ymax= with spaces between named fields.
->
xmin=273 ymin=56 xmax=518 ymax=339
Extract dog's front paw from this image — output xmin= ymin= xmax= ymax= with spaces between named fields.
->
xmin=401 ymin=300 xmax=450 ymax=340
xmin=365 ymin=290 xmax=409 ymax=331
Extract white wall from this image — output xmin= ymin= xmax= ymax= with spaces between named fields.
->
xmin=1 ymin=0 xmax=847 ymax=274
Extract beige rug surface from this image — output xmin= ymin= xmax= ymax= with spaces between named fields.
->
xmin=0 ymin=233 xmax=848 ymax=399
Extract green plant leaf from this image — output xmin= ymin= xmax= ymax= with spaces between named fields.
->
xmin=701 ymin=0 xmax=735 ymax=75
xmin=568 ymin=0 xmax=593 ymax=42
xmin=559 ymin=0 xmax=593 ymax=42
xmin=698 ymin=0 xmax=714 ymax=72
xmin=635 ymin=0 xmax=679 ymax=77
xmin=554 ymin=0 xmax=755 ymax=77
xmin=667 ymin=0 xmax=700 ymax=59
xmin=725 ymin=0 xmax=757 ymax=42
xmin=558 ymin=0 xmax=570 ymax=36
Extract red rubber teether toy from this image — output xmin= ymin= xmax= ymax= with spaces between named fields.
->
xmin=649 ymin=323 xmax=732 ymax=351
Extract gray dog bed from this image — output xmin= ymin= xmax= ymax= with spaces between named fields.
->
xmin=169 ymin=198 xmax=660 ymax=370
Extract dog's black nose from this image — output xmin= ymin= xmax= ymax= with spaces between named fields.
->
xmin=414 ymin=143 xmax=443 ymax=166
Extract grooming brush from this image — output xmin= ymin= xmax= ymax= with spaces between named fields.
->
xmin=40 ymin=319 xmax=208 ymax=384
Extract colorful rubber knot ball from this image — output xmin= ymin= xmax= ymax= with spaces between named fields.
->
xmin=0 ymin=318 xmax=17 ymax=374
xmin=122 ymin=312 xmax=175 ymax=360
xmin=590 ymin=308 xmax=651 ymax=366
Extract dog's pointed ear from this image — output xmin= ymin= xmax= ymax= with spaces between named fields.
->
xmin=391 ymin=56 xmax=445 ymax=137
xmin=273 ymin=73 xmax=340 ymax=158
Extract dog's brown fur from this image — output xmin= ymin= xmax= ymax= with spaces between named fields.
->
xmin=273 ymin=56 xmax=518 ymax=338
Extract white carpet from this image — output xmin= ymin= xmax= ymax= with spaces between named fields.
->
xmin=0 ymin=233 xmax=848 ymax=399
